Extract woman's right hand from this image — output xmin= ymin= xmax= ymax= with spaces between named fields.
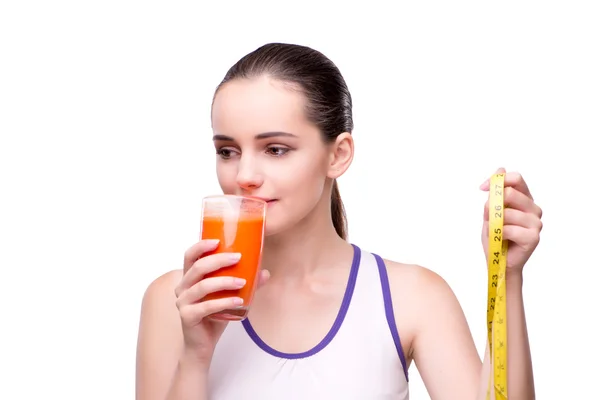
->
xmin=174 ymin=239 xmax=269 ymax=365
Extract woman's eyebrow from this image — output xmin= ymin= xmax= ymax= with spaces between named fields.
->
xmin=212 ymin=131 xmax=298 ymax=141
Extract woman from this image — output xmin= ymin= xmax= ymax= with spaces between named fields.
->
xmin=136 ymin=43 xmax=541 ymax=400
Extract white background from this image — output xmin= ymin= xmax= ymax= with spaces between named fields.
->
xmin=1 ymin=1 xmax=598 ymax=399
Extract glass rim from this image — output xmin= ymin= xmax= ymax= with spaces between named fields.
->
xmin=202 ymin=194 xmax=268 ymax=205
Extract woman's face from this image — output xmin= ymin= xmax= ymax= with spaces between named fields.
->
xmin=211 ymin=75 xmax=332 ymax=236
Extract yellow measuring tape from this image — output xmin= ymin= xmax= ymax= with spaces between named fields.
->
xmin=486 ymin=173 xmax=508 ymax=399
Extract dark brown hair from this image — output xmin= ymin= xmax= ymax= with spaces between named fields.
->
xmin=213 ymin=43 xmax=353 ymax=240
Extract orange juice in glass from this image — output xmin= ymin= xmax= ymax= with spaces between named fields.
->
xmin=200 ymin=195 xmax=266 ymax=321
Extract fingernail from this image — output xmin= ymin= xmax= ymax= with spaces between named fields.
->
xmin=232 ymin=297 xmax=244 ymax=306
xmin=205 ymin=239 xmax=220 ymax=247
xmin=229 ymin=253 xmax=242 ymax=261
xmin=233 ymin=278 xmax=246 ymax=287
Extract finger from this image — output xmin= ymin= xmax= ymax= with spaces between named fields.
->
xmin=502 ymin=172 xmax=535 ymax=200
xmin=183 ymin=239 xmax=220 ymax=272
xmin=483 ymin=187 xmax=542 ymax=220
xmin=480 ymin=168 xmax=535 ymax=197
xmin=502 ymin=208 xmax=543 ymax=230
xmin=504 ymin=187 xmax=542 ymax=217
xmin=502 ymin=225 xmax=541 ymax=249
xmin=179 ymin=297 xmax=244 ymax=326
xmin=482 ymin=209 xmax=543 ymax=241
xmin=481 ymin=170 xmax=534 ymax=200
xmin=256 ymin=269 xmax=271 ymax=290
xmin=479 ymin=167 xmax=506 ymax=190
xmin=176 ymin=252 xmax=242 ymax=296
xmin=483 ymin=189 xmax=542 ymax=222
xmin=177 ymin=276 xmax=247 ymax=307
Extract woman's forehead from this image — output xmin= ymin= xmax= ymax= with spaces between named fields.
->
xmin=211 ymin=76 xmax=312 ymax=137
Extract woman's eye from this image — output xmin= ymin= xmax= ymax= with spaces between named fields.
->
xmin=266 ymin=146 xmax=289 ymax=157
xmin=216 ymin=148 xmax=236 ymax=159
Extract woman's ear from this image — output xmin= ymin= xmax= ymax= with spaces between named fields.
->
xmin=327 ymin=132 xmax=354 ymax=179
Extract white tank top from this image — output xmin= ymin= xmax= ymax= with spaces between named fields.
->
xmin=207 ymin=244 xmax=410 ymax=399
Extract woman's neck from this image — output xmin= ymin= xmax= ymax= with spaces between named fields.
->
xmin=261 ymin=202 xmax=353 ymax=280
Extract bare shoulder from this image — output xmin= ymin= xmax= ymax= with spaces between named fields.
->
xmin=382 ymin=258 xmax=456 ymax=301
xmin=378 ymin=260 xmax=482 ymax=397
xmin=137 ymin=269 xmax=184 ymax=345
xmin=138 ymin=268 xmax=184 ymax=344
xmin=141 ymin=269 xmax=182 ymax=306
xmin=379 ymin=258 xmax=464 ymax=359
xmin=136 ymin=269 xmax=185 ymax=399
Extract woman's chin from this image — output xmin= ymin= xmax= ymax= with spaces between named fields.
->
xmin=263 ymin=216 xmax=293 ymax=239
xmin=264 ymin=222 xmax=283 ymax=238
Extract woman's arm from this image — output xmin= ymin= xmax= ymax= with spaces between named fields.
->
xmin=501 ymin=270 xmax=535 ymax=399
xmin=388 ymin=170 xmax=540 ymax=399
xmin=391 ymin=264 xmax=482 ymax=400
xmin=135 ymin=270 xmax=210 ymax=400
xmin=479 ymin=170 xmax=540 ymax=399
xmin=388 ymin=264 xmax=534 ymax=400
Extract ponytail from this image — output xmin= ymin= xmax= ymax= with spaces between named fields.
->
xmin=331 ymin=180 xmax=348 ymax=240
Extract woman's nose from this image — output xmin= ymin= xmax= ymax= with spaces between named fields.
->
xmin=235 ymin=155 xmax=263 ymax=190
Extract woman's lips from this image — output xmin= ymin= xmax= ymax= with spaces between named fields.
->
xmin=243 ymin=195 xmax=277 ymax=205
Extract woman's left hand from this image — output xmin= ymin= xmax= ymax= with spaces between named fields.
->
xmin=480 ymin=168 xmax=543 ymax=273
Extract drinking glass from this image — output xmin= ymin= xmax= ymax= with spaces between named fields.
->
xmin=200 ymin=195 xmax=267 ymax=321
